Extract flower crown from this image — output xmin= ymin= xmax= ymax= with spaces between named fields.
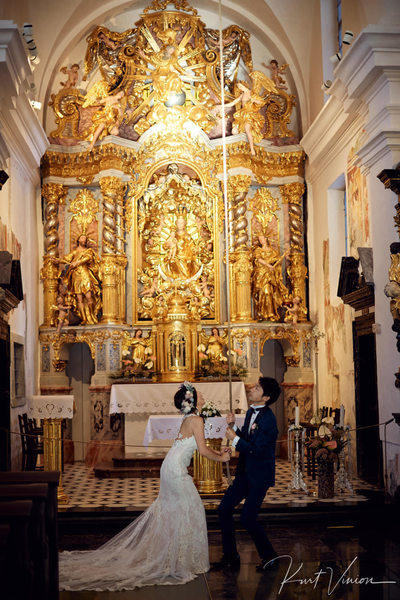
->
xmin=179 ymin=381 xmax=195 ymax=414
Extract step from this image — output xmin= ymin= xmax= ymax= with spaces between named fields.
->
xmin=113 ymin=453 xmax=166 ymax=469
xmin=94 ymin=453 xmax=239 ymax=479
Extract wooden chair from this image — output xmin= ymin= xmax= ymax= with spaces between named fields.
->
xmin=18 ymin=414 xmax=43 ymax=471
xmin=17 ymin=414 xmax=29 ymax=471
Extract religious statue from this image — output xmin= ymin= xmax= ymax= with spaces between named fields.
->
xmin=51 ymin=234 xmax=102 ymax=325
xmin=82 ymin=81 xmax=127 ymax=151
xmin=129 ymin=329 xmax=154 ymax=369
xmin=206 ymin=327 xmax=226 ymax=364
xmin=52 ymin=278 xmax=72 ymax=333
xmin=136 ymin=43 xmax=195 ymax=103
xmin=60 ymin=64 xmax=80 ymax=89
xmin=284 ymin=296 xmax=302 ymax=325
xmin=224 ymin=71 xmax=277 ymax=155
xmin=252 ymin=234 xmax=289 ymax=321
xmin=261 ymin=59 xmax=288 ymax=90
xmin=161 ymin=213 xmax=200 ymax=281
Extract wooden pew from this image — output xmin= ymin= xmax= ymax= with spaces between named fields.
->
xmin=0 ymin=500 xmax=34 ymax=600
xmin=0 ymin=484 xmax=50 ymax=599
xmin=0 ymin=472 xmax=59 ymax=599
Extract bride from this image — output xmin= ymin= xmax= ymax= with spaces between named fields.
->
xmin=59 ymin=382 xmax=230 ymax=591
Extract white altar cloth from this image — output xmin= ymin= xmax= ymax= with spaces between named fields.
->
xmin=28 ymin=395 xmax=74 ymax=420
xmin=143 ymin=414 xmax=246 ymax=446
xmin=110 ymin=381 xmax=248 ymax=415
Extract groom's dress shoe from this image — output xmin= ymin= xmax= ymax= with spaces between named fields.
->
xmin=256 ymin=553 xmax=278 ymax=572
xmin=212 ymin=554 xmax=241 ymax=570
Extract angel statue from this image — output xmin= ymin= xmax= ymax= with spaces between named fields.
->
xmin=224 ymin=71 xmax=277 ymax=155
xmin=82 ymin=81 xmax=127 ymax=151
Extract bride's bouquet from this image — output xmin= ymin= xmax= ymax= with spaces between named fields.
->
xmin=200 ymin=400 xmax=221 ymax=419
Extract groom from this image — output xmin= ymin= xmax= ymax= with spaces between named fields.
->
xmin=215 ymin=377 xmax=280 ymax=571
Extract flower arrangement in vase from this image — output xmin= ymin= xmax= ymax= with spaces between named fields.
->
xmin=305 ymin=411 xmax=346 ymax=499
xmin=199 ymin=400 xmax=221 ymax=419
xmin=110 ymin=348 xmax=158 ymax=381
xmin=195 ymin=345 xmax=247 ymax=381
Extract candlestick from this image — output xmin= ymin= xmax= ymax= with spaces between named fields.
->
xmin=288 ymin=426 xmax=308 ymax=493
xmin=339 ymin=404 xmax=344 ymax=428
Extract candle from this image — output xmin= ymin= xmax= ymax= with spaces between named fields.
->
xmin=339 ymin=404 xmax=345 ymax=427
xmin=314 ymin=430 xmax=317 ymax=437
xmin=295 ymin=406 xmax=300 ymax=427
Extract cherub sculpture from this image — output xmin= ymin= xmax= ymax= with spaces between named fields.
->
xmin=284 ymin=295 xmax=302 ymax=325
xmin=60 ymin=64 xmax=80 ymax=89
xmin=261 ymin=59 xmax=288 ymax=90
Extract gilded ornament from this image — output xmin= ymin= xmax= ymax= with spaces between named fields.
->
xmin=68 ymin=189 xmax=100 ymax=233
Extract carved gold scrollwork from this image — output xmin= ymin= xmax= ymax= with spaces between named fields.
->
xmin=264 ymin=90 xmax=296 ymax=139
xmin=257 ymin=326 xmax=300 ymax=366
xmin=68 ymin=189 xmax=99 ymax=234
xmin=49 ymin=88 xmax=85 ymax=139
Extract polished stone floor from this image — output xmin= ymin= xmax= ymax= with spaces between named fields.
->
xmin=59 ymin=521 xmax=400 ymax=599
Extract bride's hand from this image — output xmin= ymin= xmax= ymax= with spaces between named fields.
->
xmin=220 ymin=451 xmax=231 ymax=462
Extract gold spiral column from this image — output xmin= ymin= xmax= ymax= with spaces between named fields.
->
xmin=228 ymin=175 xmax=252 ymax=322
xmin=40 ymin=183 xmax=68 ymax=326
xmin=99 ymin=176 xmax=127 ymax=323
xmin=280 ymin=182 xmax=307 ymax=321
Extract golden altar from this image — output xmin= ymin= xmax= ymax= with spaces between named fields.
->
xmin=38 ymin=0 xmax=313 ymax=461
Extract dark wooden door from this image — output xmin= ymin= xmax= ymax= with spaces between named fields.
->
xmin=353 ymin=327 xmax=382 ymax=486
xmin=0 ymin=322 xmax=11 ymax=470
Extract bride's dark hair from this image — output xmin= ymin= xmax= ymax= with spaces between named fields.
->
xmin=174 ymin=382 xmax=198 ymax=415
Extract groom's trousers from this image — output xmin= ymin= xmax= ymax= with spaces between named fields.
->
xmin=218 ymin=474 xmax=275 ymax=560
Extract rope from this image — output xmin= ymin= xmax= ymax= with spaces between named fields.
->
xmin=4 ymin=418 xmax=397 ymax=449
xmin=218 ymin=0 xmax=233 ymax=486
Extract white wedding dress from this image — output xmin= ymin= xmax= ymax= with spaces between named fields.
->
xmin=59 ymin=427 xmax=209 ymax=591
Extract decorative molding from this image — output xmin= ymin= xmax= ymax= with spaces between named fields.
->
xmin=302 ymin=25 xmax=400 ymax=181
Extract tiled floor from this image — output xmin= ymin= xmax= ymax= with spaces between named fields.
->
xmin=61 ymin=458 xmax=376 ymax=510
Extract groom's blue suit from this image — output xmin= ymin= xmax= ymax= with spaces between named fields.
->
xmin=218 ymin=404 xmax=278 ymax=561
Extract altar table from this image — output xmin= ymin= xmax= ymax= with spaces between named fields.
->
xmin=110 ymin=381 xmax=248 ymax=414
xmin=110 ymin=381 xmax=248 ymax=455
xmin=143 ymin=414 xmax=246 ymax=446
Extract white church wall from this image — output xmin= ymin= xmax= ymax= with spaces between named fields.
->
xmin=302 ymin=22 xmax=400 ymax=493
xmin=0 ymin=21 xmax=48 ymax=468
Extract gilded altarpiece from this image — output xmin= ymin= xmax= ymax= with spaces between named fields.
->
xmin=39 ymin=0 xmax=313 ymax=462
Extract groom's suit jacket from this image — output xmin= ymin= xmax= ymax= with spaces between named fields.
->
xmin=234 ymin=405 xmax=278 ymax=490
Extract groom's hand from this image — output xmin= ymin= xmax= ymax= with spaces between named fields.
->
xmin=226 ymin=412 xmax=235 ymax=426
xmin=225 ymin=426 xmax=236 ymax=441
